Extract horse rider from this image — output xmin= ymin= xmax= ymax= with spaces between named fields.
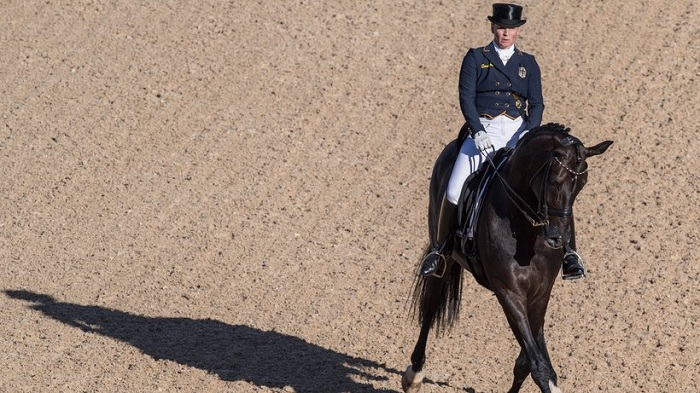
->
xmin=420 ymin=3 xmax=587 ymax=280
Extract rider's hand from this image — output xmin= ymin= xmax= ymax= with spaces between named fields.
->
xmin=473 ymin=131 xmax=493 ymax=152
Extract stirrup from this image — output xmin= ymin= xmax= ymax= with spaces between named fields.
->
xmin=420 ymin=251 xmax=447 ymax=279
xmin=562 ymin=251 xmax=585 ymax=281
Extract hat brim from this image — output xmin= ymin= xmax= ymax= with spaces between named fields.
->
xmin=488 ymin=16 xmax=526 ymax=27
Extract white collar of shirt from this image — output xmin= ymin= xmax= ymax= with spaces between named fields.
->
xmin=493 ymin=42 xmax=515 ymax=65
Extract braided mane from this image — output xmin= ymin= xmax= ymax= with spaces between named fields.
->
xmin=517 ymin=122 xmax=572 ymax=146
xmin=525 ymin=122 xmax=570 ymax=138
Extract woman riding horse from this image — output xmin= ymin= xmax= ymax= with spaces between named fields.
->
xmin=404 ymin=123 xmax=613 ymax=392
xmin=420 ymin=3 xmax=585 ymax=281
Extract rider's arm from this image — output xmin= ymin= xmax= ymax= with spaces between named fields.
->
xmin=458 ymin=49 xmax=486 ymax=136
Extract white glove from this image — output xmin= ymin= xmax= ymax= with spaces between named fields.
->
xmin=473 ymin=131 xmax=493 ymax=152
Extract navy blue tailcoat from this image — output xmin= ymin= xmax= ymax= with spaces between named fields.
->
xmin=458 ymin=42 xmax=544 ymax=136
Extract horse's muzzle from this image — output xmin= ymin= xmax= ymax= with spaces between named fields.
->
xmin=543 ymin=224 xmax=568 ymax=249
xmin=542 ymin=206 xmax=573 ymax=249
xmin=545 ymin=235 xmax=565 ymax=249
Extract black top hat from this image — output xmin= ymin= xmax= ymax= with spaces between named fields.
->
xmin=488 ymin=3 xmax=526 ymax=27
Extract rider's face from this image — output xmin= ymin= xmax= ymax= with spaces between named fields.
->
xmin=492 ymin=24 xmax=520 ymax=49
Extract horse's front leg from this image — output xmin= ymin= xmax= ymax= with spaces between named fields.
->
xmin=528 ymin=292 xmax=559 ymax=392
xmin=498 ymin=294 xmax=560 ymax=393
xmin=507 ymin=349 xmax=530 ymax=393
xmin=532 ymin=324 xmax=558 ymax=392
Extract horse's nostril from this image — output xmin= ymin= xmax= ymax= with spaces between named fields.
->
xmin=546 ymin=237 xmax=564 ymax=249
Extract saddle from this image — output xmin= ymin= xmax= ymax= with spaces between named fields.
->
xmin=455 ymin=147 xmax=513 ymax=258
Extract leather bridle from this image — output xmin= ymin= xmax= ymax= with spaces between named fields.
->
xmin=487 ymin=138 xmax=587 ymax=228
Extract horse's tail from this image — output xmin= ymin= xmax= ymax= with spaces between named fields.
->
xmin=410 ymin=244 xmax=464 ymax=333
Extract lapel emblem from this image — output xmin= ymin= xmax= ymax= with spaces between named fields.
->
xmin=518 ymin=66 xmax=527 ymax=78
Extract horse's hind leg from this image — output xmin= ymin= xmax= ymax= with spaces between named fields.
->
xmin=403 ymin=283 xmax=437 ymax=393
xmin=402 ymin=315 xmax=429 ymax=393
xmin=403 ymin=274 xmax=449 ymax=393
xmin=507 ymin=349 xmax=530 ymax=393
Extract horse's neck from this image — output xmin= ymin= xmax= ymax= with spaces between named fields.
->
xmin=500 ymin=157 xmax=535 ymax=200
xmin=492 ymin=156 xmax=541 ymax=223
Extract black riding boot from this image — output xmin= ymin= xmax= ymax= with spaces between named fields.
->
xmin=562 ymin=220 xmax=585 ymax=280
xmin=420 ymin=196 xmax=458 ymax=278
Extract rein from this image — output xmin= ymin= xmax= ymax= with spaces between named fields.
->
xmin=484 ymin=143 xmax=588 ymax=227
xmin=485 ymin=154 xmax=549 ymax=227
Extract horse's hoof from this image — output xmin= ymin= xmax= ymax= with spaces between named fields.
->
xmin=401 ymin=365 xmax=424 ymax=393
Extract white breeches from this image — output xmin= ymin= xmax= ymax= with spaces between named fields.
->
xmin=446 ymin=116 xmax=527 ymax=204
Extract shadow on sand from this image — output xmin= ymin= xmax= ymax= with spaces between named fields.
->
xmin=6 ymin=289 xmax=403 ymax=393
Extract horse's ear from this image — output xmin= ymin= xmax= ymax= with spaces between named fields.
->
xmin=585 ymin=140 xmax=613 ymax=157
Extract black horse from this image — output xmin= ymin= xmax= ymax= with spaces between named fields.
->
xmin=403 ymin=123 xmax=612 ymax=393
